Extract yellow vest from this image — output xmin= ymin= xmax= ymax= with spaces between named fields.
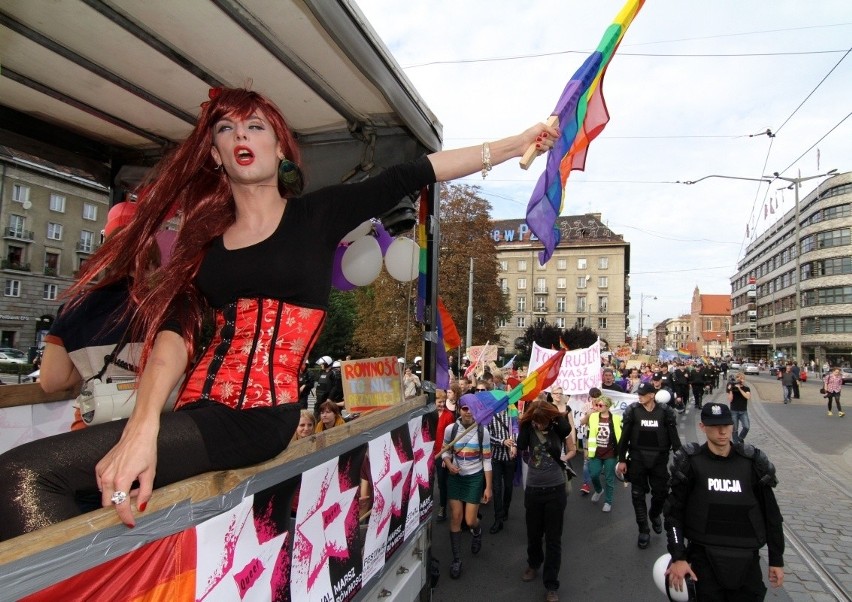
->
xmin=587 ymin=412 xmax=622 ymax=458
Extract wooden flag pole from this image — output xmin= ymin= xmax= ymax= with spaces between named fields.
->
xmin=433 ymin=421 xmax=478 ymax=460
xmin=519 ymin=115 xmax=559 ymax=170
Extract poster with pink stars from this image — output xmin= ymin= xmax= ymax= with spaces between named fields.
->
xmin=290 ymin=446 xmax=366 ymax=602
xmin=194 ymin=476 xmax=299 ymax=602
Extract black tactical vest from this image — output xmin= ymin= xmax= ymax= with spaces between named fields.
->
xmin=629 ymin=403 xmax=670 ymax=451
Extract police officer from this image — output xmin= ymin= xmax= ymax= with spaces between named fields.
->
xmin=297 ymin=359 xmax=314 ymax=409
xmin=313 ymin=356 xmax=334 ymax=413
xmin=616 ymin=382 xmax=682 ymax=549
xmin=663 ymin=403 xmax=784 ymax=599
xmin=327 ymin=359 xmax=345 ymax=410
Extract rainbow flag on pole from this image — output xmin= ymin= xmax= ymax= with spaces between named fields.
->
xmin=525 ymin=0 xmax=645 ymax=263
xmin=465 ymin=349 xmax=566 ymax=425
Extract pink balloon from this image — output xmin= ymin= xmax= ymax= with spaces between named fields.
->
xmin=374 ymin=222 xmax=394 ymax=255
xmin=331 ymin=244 xmax=355 ymax=291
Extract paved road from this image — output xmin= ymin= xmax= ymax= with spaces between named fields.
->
xmin=429 ymin=375 xmax=851 ymax=601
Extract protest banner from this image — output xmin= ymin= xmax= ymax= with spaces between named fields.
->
xmin=342 ymin=356 xmax=402 ymax=413
xmin=528 ymin=341 xmax=602 ymax=395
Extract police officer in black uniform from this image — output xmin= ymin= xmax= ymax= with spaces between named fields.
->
xmin=616 ymin=382 xmax=681 ymax=549
xmin=313 ymin=356 xmax=333 ymax=415
xmin=663 ymin=403 xmax=785 ymax=600
xmin=297 ymin=359 xmax=314 ymax=409
xmin=671 ymin=362 xmax=690 ymax=414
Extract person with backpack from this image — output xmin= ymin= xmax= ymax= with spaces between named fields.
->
xmin=516 ymin=399 xmax=576 ymax=602
xmin=441 ymin=394 xmax=492 ymax=580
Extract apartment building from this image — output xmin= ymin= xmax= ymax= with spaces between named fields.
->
xmin=0 ymin=146 xmax=109 ymax=352
xmin=493 ymin=214 xmax=630 ymax=351
xmin=731 ymin=171 xmax=851 ymax=366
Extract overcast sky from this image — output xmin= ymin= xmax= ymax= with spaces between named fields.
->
xmin=356 ymin=0 xmax=851 ymax=333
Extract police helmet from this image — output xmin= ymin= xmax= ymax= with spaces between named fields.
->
xmin=652 ymin=553 xmax=692 ymax=601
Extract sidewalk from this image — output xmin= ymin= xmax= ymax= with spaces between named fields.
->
xmin=742 ymin=375 xmax=852 ymax=601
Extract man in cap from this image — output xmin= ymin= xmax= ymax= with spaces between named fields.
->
xmin=616 ymin=382 xmax=681 ymax=549
xmin=663 ymin=403 xmax=784 ymax=599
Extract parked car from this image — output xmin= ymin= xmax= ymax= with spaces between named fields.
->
xmin=729 ymin=362 xmax=741 ymax=371
xmin=0 ymin=348 xmax=27 ymax=364
xmin=742 ymin=363 xmax=760 ymax=375
xmin=841 ymin=367 xmax=852 ymax=385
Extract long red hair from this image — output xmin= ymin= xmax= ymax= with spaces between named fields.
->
xmin=69 ymin=88 xmax=301 ymax=369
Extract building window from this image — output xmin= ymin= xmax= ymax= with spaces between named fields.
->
xmin=499 ymin=260 xmax=508 ymax=272
xmin=598 ymin=276 xmax=608 ymax=288
xmin=498 ymin=317 xmax=508 ymax=328
xmin=556 ymin=317 xmax=566 ymax=328
xmin=817 ymin=229 xmax=851 ymax=250
xmin=49 ymin=194 xmax=66 ymax=213
xmin=44 ymin=252 xmax=59 ymax=276
xmin=705 ymin=319 xmax=713 ymax=330
xmin=4 ymin=280 xmax=20 ymax=297
xmin=517 ymin=278 xmax=527 ymax=290
xmin=516 ymin=316 xmax=526 ymax=328
xmin=576 ymin=296 xmax=587 ymax=312
xmin=8 ymin=215 xmax=25 ymax=237
xmin=82 ymin=202 xmax=97 ymax=220
xmin=79 ymin=230 xmax=95 ymax=253
xmin=556 ymin=277 xmax=566 ymax=290
xmin=557 ymin=259 xmax=567 ymax=270
xmin=499 ymin=278 xmax=508 ymax=293
xmin=598 ymin=317 xmax=608 ymax=329
xmin=598 ymin=257 xmax=609 ymax=269
xmin=517 ymin=296 xmax=526 ymax=311
xmin=47 ymin=223 xmax=63 ymax=241
xmin=576 ymin=317 xmax=586 ymax=328
xmin=535 ymin=297 xmax=547 ymax=312
xmin=535 ymin=278 xmax=547 ymax=293
xmin=12 ymin=184 xmax=29 ymax=204
xmin=556 ymin=297 xmax=566 ymax=312
xmin=598 ymin=295 xmax=608 ymax=312
xmin=518 ymin=260 xmax=527 ymax=271
xmin=44 ymin=283 xmax=58 ymax=300
xmin=577 ymin=276 xmax=588 ymax=289
xmin=577 ymin=258 xmax=587 ymax=269
xmin=7 ymin=245 xmax=24 ymax=266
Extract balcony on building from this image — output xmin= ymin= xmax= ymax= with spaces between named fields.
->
xmin=75 ymin=241 xmax=99 ymax=254
xmin=533 ymin=285 xmax=548 ymax=294
xmin=1 ymin=259 xmax=31 ymax=271
xmin=4 ymin=228 xmax=34 ymax=242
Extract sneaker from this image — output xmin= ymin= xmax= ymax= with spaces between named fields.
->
xmin=522 ymin=566 xmax=537 ymax=582
xmin=591 ymin=491 xmax=602 ymax=503
xmin=828 ymin=411 xmax=833 ymax=416
xmin=602 ymin=503 xmax=612 ymax=512
xmin=580 ymin=483 xmax=591 ymax=495
xmin=471 ymin=527 xmax=483 ymax=554
xmin=651 ymin=515 xmax=663 ymax=534
xmin=450 ymin=559 xmax=462 ymax=579
xmin=436 ymin=506 xmax=446 ymax=522
xmin=545 ymin=590 xmax=559 ymax=602
xmin=638 ymin=533 xmax=651 ymax=549
xmin=840 ymin=412 xmax=846 ymax=417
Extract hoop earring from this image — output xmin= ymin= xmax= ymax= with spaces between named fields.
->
xmin=278 ymin=157 xmax=304 ymax=196
xmin=214 ymin=162 xmax=222 ymax=171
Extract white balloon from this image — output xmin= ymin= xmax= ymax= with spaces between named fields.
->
xmin=341 ymin=236 xmax=382 ymax=286
xmin=340 ymin=220 xmax=372 ymax=243
xmin=655 ymin=389 xmax=672 ymax=404
xmin=384 ymin=237 xmax=420 ymax=282
xmin=653 ymin=553 xmax=690 ymax=601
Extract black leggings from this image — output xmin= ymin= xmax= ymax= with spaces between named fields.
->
xmin=0 ymin=402 xmax=299 ymax=541
xmin=827 ymin=392 xmax=842 ymax=412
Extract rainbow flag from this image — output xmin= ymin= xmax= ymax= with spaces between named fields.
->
xmin=525 ymin=0 xmax=645 ymax=263
xmin=677 ymin=348 xmax=691 ymax=358
xmin=465 ymin=349 xmax=566 ymax=425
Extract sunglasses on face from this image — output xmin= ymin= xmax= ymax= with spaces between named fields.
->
xmin=476 ymin=388 xmax=487 ymax=392
xmin=460 ymin=406 xmax=470 ymax=412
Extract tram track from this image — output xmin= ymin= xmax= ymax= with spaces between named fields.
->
xmin=747 ymin=378 xmax=852 ymax=601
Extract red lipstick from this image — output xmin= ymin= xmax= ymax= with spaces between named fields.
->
xmin=233 ymin=145 xmax=255 ymax=166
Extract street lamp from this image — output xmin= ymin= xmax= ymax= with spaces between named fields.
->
xmin=763 ymin=169 xmax=837 ymax=363
xmin=638 ymin=293 xmax=656 ymax=353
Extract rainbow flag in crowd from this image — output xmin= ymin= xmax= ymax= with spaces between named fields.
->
xmin=525 ymin=0 xmax=645 ymax=263
xmin=465 ymin=349 xmax=566 ymax=425
xmin=415 ymin=189 xmax=460 ymax=388
xmin=677 ymin=348 xmax=691 ymax=358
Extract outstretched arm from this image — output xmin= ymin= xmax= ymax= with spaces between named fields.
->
xmin=427 ymin=122 xmax=559 ymax=182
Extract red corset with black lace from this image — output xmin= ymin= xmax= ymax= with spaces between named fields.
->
xmin=176 ymin=298 xmax=325 ymax=410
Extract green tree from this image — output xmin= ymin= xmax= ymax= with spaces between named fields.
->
xmin=314 ymin=289 xmax=358 ymax=360
xmin=352 ymin=273 xmax=420 ymax=360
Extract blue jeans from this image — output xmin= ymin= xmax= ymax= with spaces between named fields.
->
xmin=731 ymin=410 xmax=750 ymax=444
xmin=782 ymin=385 xmax=793 ymax=402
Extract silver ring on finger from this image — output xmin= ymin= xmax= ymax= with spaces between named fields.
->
xmin=111 ymin=490 xmax=128 ymax=505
